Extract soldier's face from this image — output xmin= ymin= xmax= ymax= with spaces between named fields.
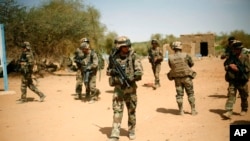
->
xmin=120 ymin=46 xmax=129 ymax=53
xmin=22 ymin=47 xmax=27 ymax=52
xmin=82 ymin=48 xmax=89 ymax=54
xmin=152 ymin=43 xmax=157 ymax=47
xmin=233 ymin=48 xmax=241 ymax=55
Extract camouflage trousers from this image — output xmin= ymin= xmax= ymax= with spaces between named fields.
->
xmin=21 ymin=72 xmax=44 ymax=99
xmin=110 ymin=85 xmax=137 ymax=138
xmin=151 ymin=63 xmax=161 ymax=84
xmin=75 ymin=70 xmax=83 ymax=95
xmin=225 ymin=81 xmax=249 ymax=112
xmin=174 ymin=77 xmax=195 ymax=106
xmin=84 ymin=74 xmax=100 ymax=100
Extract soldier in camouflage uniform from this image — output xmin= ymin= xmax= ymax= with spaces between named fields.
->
xmin=148 ymin=39 xmax=163 ymax=89
xmin=221 ymin=36 xmax=235 ymax=60
xmin=80 ymin=42 xmax=100 ymax=103
xmin=167 ymin=41 xmax=197 ymax=115
xmin=107 ymin=36 xmax=143 ymax=141
xmin=18 ymin=41 xmax=46 ymax=103
xmin=223 ymin=40 xmax=250 ymax=119
xmin=74 ymin=38 xmax=89 ymax=99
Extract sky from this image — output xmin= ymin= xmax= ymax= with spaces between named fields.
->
xmin=18 ymin=0 xmax=250 ymax=42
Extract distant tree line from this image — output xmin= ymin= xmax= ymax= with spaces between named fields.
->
xmin=1 ymin=0 xmax=250 ymax=60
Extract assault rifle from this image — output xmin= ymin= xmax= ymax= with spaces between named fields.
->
xmin=227 ymin=54 xmax=248 ymax=81
xmin=15 ymin=52 xmax=27 ymax=72
xmin=74 ymin=55 xmax=83 ymax=65
xmin=82 ymin=63 xmax=92 ymax=85
xmin=109 ymin=49 xmax=131 ymax=88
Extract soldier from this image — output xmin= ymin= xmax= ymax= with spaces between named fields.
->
xmin=107 ymin=36 xmax=143 ymax=141
xmin=80 ymin=42 xmax=100 ymax=103
xmin=223 ymin=40 xmax=250 ymax=119
xmin=148 ymin=39 xmax=163 ymax=89
xmin=167 ymin=41 xmax=197 ymax=115
xmin=74 ymin=38 xmax=89 ymax=99
xmin=18 ymin=41 xmax=46 ymax=103
xmin=221 ymin=36 xmax=235 ymax=60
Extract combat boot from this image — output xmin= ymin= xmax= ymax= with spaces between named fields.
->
xmin=190 ymin=104 xmax=197 ymax=116
xmin=18 ymin=98 xmax=27 ymax=104
xmin=40 ymin=94 xmax=46 ymax=102
xmin=223 ymin=111 xmax=232 ymax=118
xmin=75 ymin=93 xmax=81 ymax=99
xmin=240 ymin=110 xmax=247 ymax=116
xmin=108 ymin=137 xmax=119 ymax=141
xmin=95 ymin=89 xmax=101 ymax=100
xmin=177 ymin=103 xmax=184 ymax=115
xmin=155 ymin=80 xmax=161 ymax=87
xmin=18 ymin=94 xmax=27 ymax=104
xmin=129 ymin=132 xmax=136 ymax=140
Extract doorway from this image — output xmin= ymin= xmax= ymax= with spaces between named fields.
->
xmin=200 ymin=42 xmax=208 ymax=56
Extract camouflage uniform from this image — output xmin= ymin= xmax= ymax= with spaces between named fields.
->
xmin=167 ymin=41 xmax=197 ymax=115
xmin=107 ymin=36 xmax=143 ymax=141
xmin=221 ymin=36 xmax=235 ymax=60
xmin=19 ymin=42 xmax=46 ymax=103
xmin=80 ymin=43 xmax=100 ymax=102
xmin=74 ymin=48 xmax=84 ymax=99
xmin=223 ymin=40 xmax=250 ymax=118
xmin=74 ymin=38 xmax=90 ymax=99
xmin=148 ymin=39 xmax=163 ymax=89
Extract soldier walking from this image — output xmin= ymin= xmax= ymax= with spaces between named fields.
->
xmin=74 ymin=38 xmax=89 ymax=99
xmin=18 ymin=41 xmax=46 ymax=103
xmin=107 ymin=36 xmax=143 ymax=141
xmin=148 ymin=39 xmax=163 ymax=89
xmin=80 ymin=42 xmax=100 ymax=103
xmin=167 ymin=41 xmax=197 ymax=115
xmin=223 ymin=40 xmax=250 ymax=118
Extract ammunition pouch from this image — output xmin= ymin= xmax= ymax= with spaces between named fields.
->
xmin=155 ymin=58 xmax=163 ymax=64
xmin=189 ymin=71 xmax=197 ymax=79
xmin=134 ymin=75 xmax=142 ymax=81
xmin=167 ymin=71 xmax=174 ymax=81
xmin=109 ymin=76 xmax=121 ymax=87
xmin=225 ymin=71 xmax=248 ymax=83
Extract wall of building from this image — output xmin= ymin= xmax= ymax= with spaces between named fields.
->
xmin=180 ymin=34 xmax=215 ymax=56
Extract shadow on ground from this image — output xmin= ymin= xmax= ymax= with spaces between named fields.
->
xmin=92 ymin=124 xmax=128 ymax=138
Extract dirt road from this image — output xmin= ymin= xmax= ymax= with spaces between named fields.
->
xmin=0 ymin=57 xmax=249 ymax=141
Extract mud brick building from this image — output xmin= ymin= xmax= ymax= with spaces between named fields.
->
xmin=180 ymin=33 xmax=215 ymax=57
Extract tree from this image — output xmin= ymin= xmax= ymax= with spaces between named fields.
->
xmin=0 ymin=0 xmax=28 ymax=58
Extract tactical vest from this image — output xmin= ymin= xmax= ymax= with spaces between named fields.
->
xmin=115 ymin=51 xmax=136 ymax=81
xmin=20 ymin=51 xmax=34 ymax=73
xmin=168 ymin=52 xmax=195 ymax=78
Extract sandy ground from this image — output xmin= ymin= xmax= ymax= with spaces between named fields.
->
xmin=0 ymin=57 xmax=250 ymax=141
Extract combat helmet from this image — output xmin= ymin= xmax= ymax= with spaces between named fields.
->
xmin=172 ymin=41 xmax=182 ymax=50
xmin=22 ymin=41 xmax=31 ymax=50
xmin=232 ymin=40 xmax=243 ymax=49
xmin=228 ymin=36 xmax=235 ymax=44
xmin=80 ymin=42 xmax=90 ymax=49
xmin=151 ymin=39 xmax=159 ymax=45
xmin=116 ymin=36 xmax=131 ymax=49
xmin=80 ymin=37 xmax=90 ymax=43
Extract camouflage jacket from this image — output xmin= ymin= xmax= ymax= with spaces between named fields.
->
xmin=224 ymin=52 xmax=250 ymax=82
xmin=19 ymin=50 xmax=34 ymax=74
xmin=148 ymin=46 xmax=163 ymax=65
xmin=81 ymin=50 xmax=99 ymax=75
xmin=108 ymin=49 xmax=143 ymax=84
